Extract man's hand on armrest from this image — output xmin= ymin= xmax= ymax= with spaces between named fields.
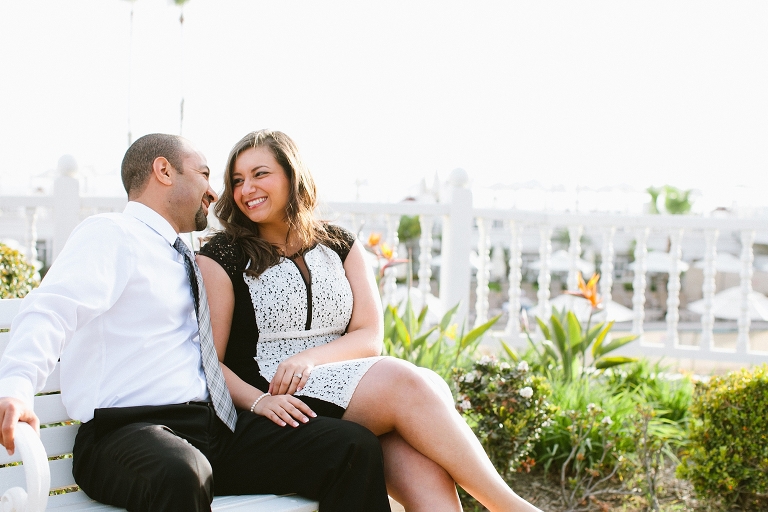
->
xmin=0 ymin=397 xmax=40 ymax=455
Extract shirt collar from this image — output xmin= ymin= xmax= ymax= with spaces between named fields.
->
xmin=124 ymin=201 xmax=178 ymax=246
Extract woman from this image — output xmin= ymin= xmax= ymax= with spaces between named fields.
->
xmin=197 ymin=130 xmax=541 ymax=512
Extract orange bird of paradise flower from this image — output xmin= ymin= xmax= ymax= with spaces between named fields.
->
xmin=367 ymin=232 xmax=382 ymax=247
xmin=566 ymin=272 xmax=602 ymax=309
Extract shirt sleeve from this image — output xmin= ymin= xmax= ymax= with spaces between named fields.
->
xmin=0 ymin=216 xmax=135 ymax=407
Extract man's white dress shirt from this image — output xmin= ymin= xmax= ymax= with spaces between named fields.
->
xmin=0 ymin=202 xmax=209 ymax=423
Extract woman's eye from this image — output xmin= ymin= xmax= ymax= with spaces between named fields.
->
xmin=232 ymin=178 xmax=243 ymax=186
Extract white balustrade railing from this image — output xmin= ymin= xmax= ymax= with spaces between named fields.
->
xmin=4 ymin=162 xmax=768 ymax=366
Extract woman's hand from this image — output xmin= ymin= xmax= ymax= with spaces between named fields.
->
xmin=253 ymin=394 xmax=316 ymax=427
xmin=270 ymin=354 xmax=315 ymax=396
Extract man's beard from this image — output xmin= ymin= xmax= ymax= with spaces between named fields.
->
xmin=194 ymin=207 xmax=208 ymax=231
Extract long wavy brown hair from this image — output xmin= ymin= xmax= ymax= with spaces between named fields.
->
xmin=214 ymin=130 xmax=340 ymax=277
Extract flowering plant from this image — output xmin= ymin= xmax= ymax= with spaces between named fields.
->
xmin=364 ymin=232 xmax=408 ymax=280
xmin=454 ymin=356 xmax=553 ymax=479
xmin=0 ymin=243 xmax=39 ymax=298
xmin=523 ymin=272 xmax=638 ymax=383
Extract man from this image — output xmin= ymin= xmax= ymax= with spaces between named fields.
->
xmin=0 ymin=134 xmax=391 ymax=511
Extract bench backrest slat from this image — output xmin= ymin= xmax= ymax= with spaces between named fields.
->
xmin=40 ymin=424 xmax=80 ymax=459
xmin=0 ymin=299 xmax=21 ymax=330
xmin=35 ymin=391 xmax=70 ymax=425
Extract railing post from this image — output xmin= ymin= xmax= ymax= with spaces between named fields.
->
xmin=474 ymin=217 xmax=490 ymax=327
xmin=505 ymin=221 xmax=523 ymax=340
xmin=632 ymin=227 xmax=650 ymax=337
xmin=536 ymin=225 xmax=553 ymax=319
xmin=24 ymin=206 xmax=39 ymax=265
xmin=418 ymin=216 xmax=434 ymax=297
xmin=737 ymin=230 xmax=755 ymax=353
xmin=567 ymin=225 xmax=583 ymax=290
xmin=52 ymin=156 xmax=81 ymax=261
xmin=599 ymin=226 xmax=616 ymax=304
xmin=665 ymin=228 xmax=684 ymax=347
xmin=382 ymin=214 xmax=400 ymax=307
xmin=700 ymin=229 xmax=718 ymax=351
xmin=439 ymin=169 xmax=472 ymax=325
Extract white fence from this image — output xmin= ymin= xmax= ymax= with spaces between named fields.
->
xmin=4 ymin=166 xmax=768 ymax=367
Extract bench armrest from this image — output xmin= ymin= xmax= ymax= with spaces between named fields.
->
xmin=0 ymin=423 xmax=50 ymax=512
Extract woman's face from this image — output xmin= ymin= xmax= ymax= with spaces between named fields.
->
xmin=231 ymin=146 xmax=291 ymax=228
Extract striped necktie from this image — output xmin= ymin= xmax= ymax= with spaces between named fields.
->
xmin=173 ymin=237 xmax=237 ymax=431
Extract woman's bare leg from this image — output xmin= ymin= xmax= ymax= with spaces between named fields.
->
xmin=379 ymin=431 xmax=461 ymax=512
xmin=343 ymin=358 xmax=540 ymax=512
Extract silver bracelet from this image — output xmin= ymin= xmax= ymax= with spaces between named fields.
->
xmin=249 ymin=392 xmax=271 ymax=413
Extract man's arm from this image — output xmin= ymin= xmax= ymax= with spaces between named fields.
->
xmin=0 ymin=216 xmax=133 ymax=453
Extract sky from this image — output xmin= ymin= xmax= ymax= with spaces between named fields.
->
xmin=1 ymin=1 xmax=767 ymax=212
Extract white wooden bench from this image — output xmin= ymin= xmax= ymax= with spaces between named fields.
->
xmin=0 ymin=298 xmax=319 ymax=512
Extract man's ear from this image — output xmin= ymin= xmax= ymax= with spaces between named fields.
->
xmin=152 ymin=157 xmax=174 ymax=186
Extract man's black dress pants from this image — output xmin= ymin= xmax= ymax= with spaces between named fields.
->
xmin=72 ymin=402 xmax=390 ymax=512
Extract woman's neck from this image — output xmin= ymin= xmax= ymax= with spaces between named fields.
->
xmin=258 ymin=223 xmax=301 ymax=256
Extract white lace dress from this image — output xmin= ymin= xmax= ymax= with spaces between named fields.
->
xmin=243 ymin=244 xmax=383 ymax=409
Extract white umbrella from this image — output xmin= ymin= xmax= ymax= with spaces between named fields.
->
xmin=628 ymin=252 xmax=690 ymax=274
xmin=536 ymin=294 xmax=635 ymax=323
xmin=687 ymin=286 xmax=768 ymax=321
xmin=529 ymin=249 xmax=595 ymax=276
xmin=693 ymin=253 xmax=743 ymax=274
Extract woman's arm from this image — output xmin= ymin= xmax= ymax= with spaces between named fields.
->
xmin=270 ymin=240 xmax=384 ymax=395
xmin=196 ymin=254 xmax=315 ymax=427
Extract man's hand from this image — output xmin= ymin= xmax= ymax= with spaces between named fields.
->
xmin=0 ymin=397 xmax=40 ymax=455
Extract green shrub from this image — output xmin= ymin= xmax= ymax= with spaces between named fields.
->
xmin=0 ymin=243 xmax=39 ymax=298
xmin=677 ymin=365 xmax=768 ymax=509
xmin=454 ymin=356 xmax=553 ymax=479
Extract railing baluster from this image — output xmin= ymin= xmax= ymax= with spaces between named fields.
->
xmin=505 ymin=221 xmax=523 ymax=339
xmin=737 ymin=230 xmax=755 ymax=353
xmin=417 ymin=216 xmax=434 ymax=297
xmin=700 ymin=229 xmax=718 ymax=351
xmin=665 ymin=228 xmax=684 ymax=347
xmin=567 ymin=225 xmax=583 ymax=290
xmin=632 ymin=227 xmax=650 ymax=337
xmin=599 ymin=226 xmax=616 ymax=304
xmin=536 ymin=225 xmax=553 ymax=319
xmin=382 ymin=215 xmax=399 ymax=307
xmin=24 ymin=206 xmax=39 ymax=265
xmin=474 ymin=218 xmax=490 ymax=327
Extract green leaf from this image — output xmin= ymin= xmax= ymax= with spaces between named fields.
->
xmin=461 ymin=314 xmax=501 ymax=350
xmin=412 ymin=326 xmax=437 ymax=349
xmin=417 ymin=306 xmax=429 ymax=330
xmin=541 ymin=339 xmax=559 ymax=362
xmin=566 ymin=311 xmax=583 ymax=348
xmin=440 ymin=303 xmax=460 ymax=332
xmin=550 ymin=315 xmax=567 ymax=354
xmin=584 ymin=322 xmax=604 ymax=346
xmin=594 ymin=356 xmax=638 ymax=369
xmin=392 ymin=310 xmax=411 ymax=348
xmin=591 ymin=320 xmax=615 ymax=358
xmin=535 ymin=316 xmax=551 ymax=341
xmin=599 ymin=334 xmax=639 ymax=356
xmin=500 ymin=340 xmax=520 ymax=362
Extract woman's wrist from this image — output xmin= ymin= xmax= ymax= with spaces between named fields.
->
xmin=249 ymin=392 xmax=271 ymax=413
